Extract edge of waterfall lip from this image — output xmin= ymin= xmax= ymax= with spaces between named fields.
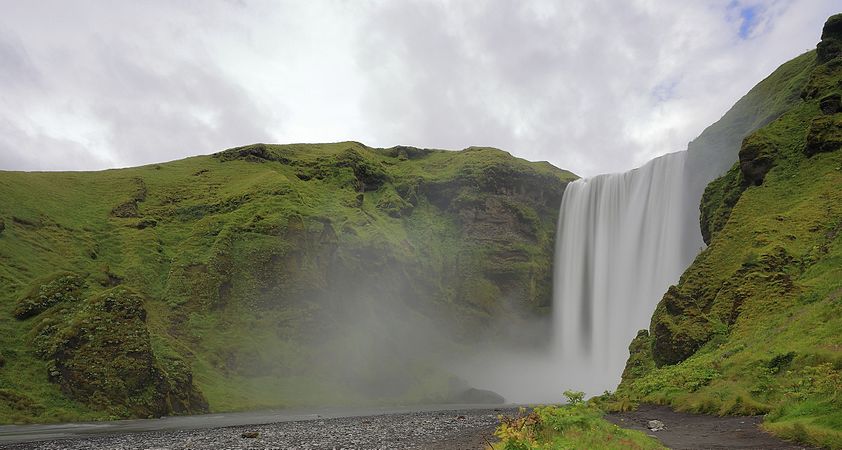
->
xmin=573 ymin=149 xmax=688 ymax=183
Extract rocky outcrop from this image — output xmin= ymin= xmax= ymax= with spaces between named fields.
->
xmin=804 ymin=114 xmax=842 ymax=156
xmin=817 ymin=13 xmax=842 ymax=64
xmin=819 ymin=93 xmax=841 ymax=114
xmin=18 ymin=279 xmax=207 ymax=418
xmin=738 ymin=133 xmax=776 ymax=186
xmin=110 ymin=177 xmax=148 ymax=218
xmin=13 ymin=272 xmax=85 ymax=320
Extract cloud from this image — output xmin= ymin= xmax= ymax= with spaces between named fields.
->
xmin=0 ymin=0 xmax=837 ymax=176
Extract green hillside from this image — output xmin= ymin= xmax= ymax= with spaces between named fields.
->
xmin=0 ymin=142 xmax=575 ymax=423
xmin=617 ymin=14 xmax=842 ymax=449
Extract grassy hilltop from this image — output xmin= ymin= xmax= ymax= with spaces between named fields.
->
xmin=0 ymin=143 xmax=575 ymax=423
xmin=616 ymin=13 xmax=842 ymax=448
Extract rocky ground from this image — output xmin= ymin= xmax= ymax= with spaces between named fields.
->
xmin=606 ymin=404 xmax=817 ymax=450
xmin=1 ymin=407 xmax=514 ymax=450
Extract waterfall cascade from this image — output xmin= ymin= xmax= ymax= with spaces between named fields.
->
xmin=458 ymin=78 xmax=769 ymax=400
xmin=552 ymin=150 xmax=703 ymax=394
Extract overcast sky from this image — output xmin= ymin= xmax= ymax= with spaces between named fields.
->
xmin=0 ymin=1 xmax=838 ymax=176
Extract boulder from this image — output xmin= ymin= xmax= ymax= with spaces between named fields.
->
xmin=648 ymin=420 xmax=665 ymax=431
xmin=452 ymin=387 xmax=505 ymax=404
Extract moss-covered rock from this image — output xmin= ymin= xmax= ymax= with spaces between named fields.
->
xmin=817 ymin=13 xmax=842 ymax=64
xmin=804 ymin=114 xmax=842 ymax=156
xmin=13 ymin=272 xmax=86 ymax=320
xmin=650 ymin=286 xmax=715 ymax=367
xmin=213 ymin=143 xmax=289 ymax=163
xmin=31 ymin=287 xmax=207 ymax=418
xmin=699 ymin=164 xmax=745 ymax=245
xmin=621 ymin=330 xmax=655 ymax=381
xmin=376 ymin=189 xmax=413 ymax=218
xmin=110 ymin=177 xmax=148 ymax=218
xmin=819 ymin=93 xmax=841 ymax=114
xmin=739 ymin=133 xmax=777 ymax=186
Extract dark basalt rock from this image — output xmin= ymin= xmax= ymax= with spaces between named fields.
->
xmin=215 ymin=143 xmax=279 ymax=163
xmin=817 ymin=13 xmax=842 ymax=64
xmin=738 ymin=133 xmax=776 ymax=186
xmin=819 ymin=93 xmax=841 ymax=114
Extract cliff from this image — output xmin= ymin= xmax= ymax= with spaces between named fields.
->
xmin=0 ymin=142 xmax=575 ymax=422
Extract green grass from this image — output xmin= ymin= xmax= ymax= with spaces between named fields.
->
xmin=492 ymin=401 xmax=665 ymax=450
xmin=0 ymin=142 xmax=575 ymax=423
xmin=618 ymin=25 xmax=842 ymax=448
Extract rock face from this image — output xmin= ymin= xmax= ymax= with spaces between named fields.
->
xmin=817 ymin=13 xmax=842 ymax=63
xmin=819 ymin=93 xmax=841 ymax=114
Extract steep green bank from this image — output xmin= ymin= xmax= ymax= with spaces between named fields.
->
xmin=617 ymin=14 xmax=842 ymax=449
xmin=0 ymin=143 xmax=575 ymax=423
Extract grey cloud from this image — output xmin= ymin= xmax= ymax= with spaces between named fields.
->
xmin=0 ymin=117 xmax=110 ymax=171
xmin=0 ymin=0 xmax=839 ymax=175
xmin=0 ymin=0 xmax=274 ymax=170
xmin=354 ymin=1 xmax=677 ymax=174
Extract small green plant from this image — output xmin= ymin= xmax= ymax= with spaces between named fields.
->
xmin=563 ymin=390 xmax=585 ymax=405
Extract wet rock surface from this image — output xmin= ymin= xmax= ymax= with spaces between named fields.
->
xmin=2 ymin=407 xmax=514 ymax=450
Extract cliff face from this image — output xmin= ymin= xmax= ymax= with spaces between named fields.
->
xmin=617 ymin=14 xmax=842 ymax=448
xmin=0 ymin=142 xmax=575 ymax=422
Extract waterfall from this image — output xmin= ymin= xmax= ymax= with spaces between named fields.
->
xmin=456 ymin=76 xmax=775 ymax=400
xmin=552 ymin=150 xmax=704 ymax=394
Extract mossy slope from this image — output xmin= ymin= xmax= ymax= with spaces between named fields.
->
xmin=0 ymin=142 xmax=574 ymax=423
xmin=618 ymin=14 xmax=842 ymax=449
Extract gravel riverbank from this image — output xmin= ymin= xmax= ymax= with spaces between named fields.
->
xmin=1 ymin=407 xmax=514 ymax=450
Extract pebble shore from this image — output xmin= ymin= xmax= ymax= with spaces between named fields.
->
xmin=3 ymin=407 xmax=515 ymax=450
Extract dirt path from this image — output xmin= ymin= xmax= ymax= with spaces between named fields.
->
xmin=606 ymin=404 xmax=816 ymax=450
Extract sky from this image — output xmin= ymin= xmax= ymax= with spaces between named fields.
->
xmin=0 ymin=1 xmax=838 ymax=177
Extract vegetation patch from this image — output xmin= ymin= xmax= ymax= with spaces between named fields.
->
xmin=492 ymin=392 xmax=665 ymax=450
